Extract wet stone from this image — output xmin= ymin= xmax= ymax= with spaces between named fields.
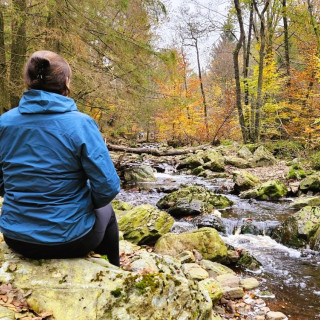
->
xmin=266 ymin=311 xmax=288 ymax=320
xmin=240 ymin=278 xmax=260 ymax=290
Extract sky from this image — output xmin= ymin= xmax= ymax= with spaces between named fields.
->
xmin=155 ymin=0 xmax=230 ymax=70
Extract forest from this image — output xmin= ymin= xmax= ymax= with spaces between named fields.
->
xmin=0 ymin=0 xmax=320 ymax=146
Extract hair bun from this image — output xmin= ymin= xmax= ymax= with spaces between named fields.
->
xmin=30 ymin=57 xmax=50 ymax=80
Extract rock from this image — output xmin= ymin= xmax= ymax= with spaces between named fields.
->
xmin=225 ymin=156 xmax=251 ymax=168
xmin=232 ymin=170 xmax=261 ymax=193
xmin=199 ymin=260 xmax=235 ymax=279
xmin=123 ymin=165 xmax=156 ymax=183
xmin=0 ymin=243 xmax=216 ymax=320
xmin=240 ymin=220 xmax=263 ymax=235
xmin=192 ymin=214 xmax=225 ymax=232
xmin=0 ymin=305 xmax=15 ymax=320
xmin=266 ymin=311 xmax=288 ymax=320
xmin=299 ymin=173 xmax=320 ymax=193
xmin=236 ymin=250 xmax=262 ymax=271
xmin=118 ymin=204 xmax=174 ymax=245
xmin=119 ymin=240 xmax=140 ymax=255
xmin=176 ymin=154 xmax=203 ymax=170
xmin=182 ymin=263 xmax=209 ymax=280
xmin=130 ymin=251 xmax=159 ymax=274
xmin=287 ymin=164 xmax=306 ymax=180
xmin=237 ymin=146 xmax=253 ymax=159
xmin=216 ymin=274 xmax=240 ymax=288
xmin=177 ymin=251 xmax=196 ymax=264
xmin=290 ymin=196 xmax=320 ymax=209
xmin=311 ymin=226 xmax=320 ymax=251
xmin=272 ymin=206 xmax=320 ymax=248
xmin=156 ymin=186 xmax=233 ymax=217
xmin=240 ymin=180 xmax=287 ymax=200
xmin=154 ymin=227 xmax=228 ymax=262
xmin=198 ymin=279 xmax=223 ymax=304
xmin=251 ymin=146 xmax=276 ymax=167
xmin=112 ymin=199 xmax=134 ymax=220
xmin=240 ymin=278 xmax=260 ymax=290
xmin=222 ymin=287 xmax=244 ymax=299
xmin=191 ymin=166 xmax=205 ymax=176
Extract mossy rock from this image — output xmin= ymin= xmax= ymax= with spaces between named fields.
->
xmin=311 ymin=226 xmax=320 ymax=251
xmin=156 ymin=186 xmax=233 ymax=217
xmin=198 ymin=278 xmax=223 ymax=304
xmin=290 ymin=196 xmax=320 ymax=209
xmin=118 ymin=204 xmax=174 ymax=245
xmin=232 ymin=170 xmax=261 ymax=193
xmin=123 ymin=165 xmax=156 ymax=183
xmin=287 ymin=164 xmax=306 ymax=180
xmin=299 ymin=173 xmax=320 ymax=193
xmin=240 ymin=180 xmax=287 ymax=200
xmin=237 ymin=146 xmax=253 ymax=159
xmin=225 ymin=156 xmax=251 ymax=169
xmin=112 ymin=199 xmax=134 ymax=220
xmin=251 ymin=146 xmax=276 ymax=167
xmin=236 ymin=250 xmax=262 ymax=271
xmin=176 ymin=155 xmax=204 ymax=170
xmin=154 ymin=227 xmax=228 ymax=262
xmin=271 ymin=206 xmax=320 ymax=248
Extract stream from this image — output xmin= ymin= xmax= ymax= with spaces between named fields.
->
xmin=116 ymin=166 xmax=320 ymax=320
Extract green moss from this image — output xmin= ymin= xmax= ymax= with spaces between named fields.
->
xmin=101 ymin=255 xmax=109 ymax=262
xmin=111 ymin=288 xmax=122 ymax=298
xmin=134 ymin=274 xmax=160 ymax=295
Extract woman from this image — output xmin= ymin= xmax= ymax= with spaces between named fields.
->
xmin=0 ymin=50 xmax=121 ymax=266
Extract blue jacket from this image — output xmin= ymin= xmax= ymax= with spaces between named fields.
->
xmin=0 ymin=90 xmax=120 ymax=244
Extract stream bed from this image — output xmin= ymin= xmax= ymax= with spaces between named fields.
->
xmin=116 ymin=168 xmax=320 ymax=320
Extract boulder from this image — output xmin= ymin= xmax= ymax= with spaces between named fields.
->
xmin=299 ymin=173 xmax=320 ymax=193
xmin=123 ymin=165 xmax=156 ymax=183
xmin=271 ymin=206 xmax=320 ymax=248
xmin=236 ymin=250 xmax=262 ymax=271
xmin=287 ymin=164 xmax=306 ymax=180
xmin=237 ymin=146 xmax=253 ymax=159
xmin=311 ymin=226 xmax=320 ymax=251
xmin=112 ymin=199 xmax=134 ymax=220
xmin=240 ymin=180 xmax=287 ymax=200
xmin=200 ymin=150 xmax=225 ymax=172
xmin=192 ymin=214 xmax=225 ymax=232
xmin=240 ymin=278 xmax=260 ymax=290
xmin=156 ymin=186 xmax=233 ymax=217
xmin=0 ymin=242 xmax=217 ymax=320
xmin=251 ymin=146 xmax=276 ymax=167
xmin=154 ymin=227 xmax=228 ymax=262
xmin=225 ymin=156 xmax=251 ymax=168
xmin=176 ymin=155 xmax=203 ymax=170
xmin=232 ymin=170 xmax=261 ymax=193
xmin=290 ymin=196 xmax=320 ymax=209
xmin=118 ymin=204 xmax=174 ymax=245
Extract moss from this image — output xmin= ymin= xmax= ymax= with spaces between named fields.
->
xmin=134 ymin=274 xmax=160 ymax=295
xmin=311 ymin=151 xmax=320 ymax=170
xmin=101 ymin=255 xmax=109 ymax=262
xmin=111 ymin=288 xmax=122 ymax=298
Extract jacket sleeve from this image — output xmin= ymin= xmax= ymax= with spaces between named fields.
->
xmin=0 ymin=165 xmax=4 ymax=197
xmin=79 ymin=117 xmax=120 ymax=209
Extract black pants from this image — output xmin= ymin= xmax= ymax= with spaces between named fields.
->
xmin=4 ymin=204 xmax=120 ymax=266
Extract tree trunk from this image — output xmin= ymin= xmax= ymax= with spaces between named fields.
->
xmin=10 ymin=0 xmax=27 ymax=109
xmin=305 ymin=0 xmax=320 ymax=107
xmin=282 ymin=0 xmax=290 ymax=86
xmin=0 ymin=5 xmax=8 ymax=114
xmin=194 ymin=37 xmax=209 ymax=139
xmin=233 ymin=0 xmax=248 ymax=143
xmin=107 ymin=143 xmax=211 ymax=156
xmin=253 ymin=0 xmax=270 ymax=142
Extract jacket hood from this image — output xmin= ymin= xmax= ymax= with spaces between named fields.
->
xmin=18 ymin=89 xmax=78 ymax=114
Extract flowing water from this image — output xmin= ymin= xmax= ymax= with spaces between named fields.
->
xmin=117 ymin=167 xmax=320 ymax=320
